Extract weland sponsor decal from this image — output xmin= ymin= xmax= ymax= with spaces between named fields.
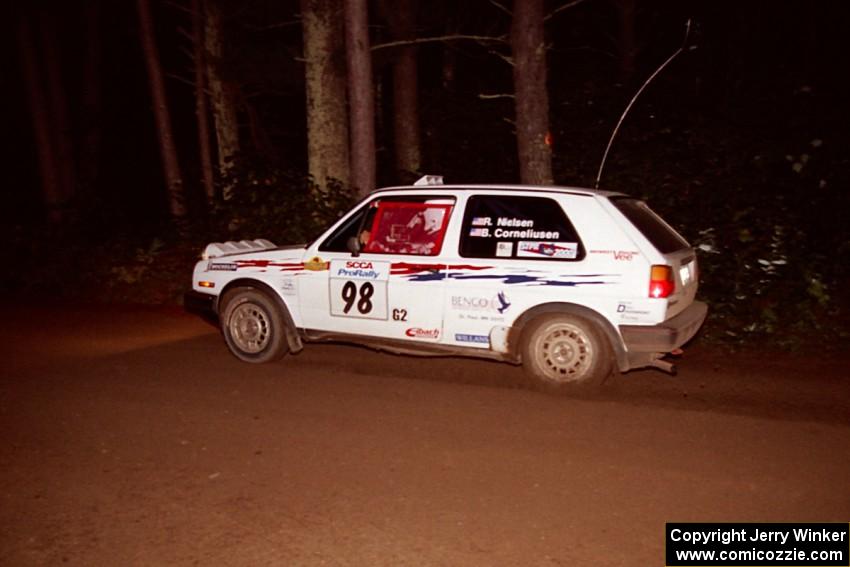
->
xmin=331 ymin=260 xmax=390 ymax=281
xmin=451 ymin=292 xmax=511 ymax=314
xmin=589 ymin=249 xmax=640 ymax=261
xmin=455 ymin=333 xmax=489 ymax=344
xmin=207 ymin=262 xmax=238 ymax=271
xmin=517 ymin=241 xmax=578 ymax=259
xmin=405 ymin=327 xmax=440 ymax=339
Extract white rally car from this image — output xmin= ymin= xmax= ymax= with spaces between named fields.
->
xmin=185 ymin=176 xmax=707 ymax=392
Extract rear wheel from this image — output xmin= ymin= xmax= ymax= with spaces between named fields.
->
xmin=221 ymin=288 xmax=289 ymax=363
xmin=521 ymin=313 xmax=612 ymax=392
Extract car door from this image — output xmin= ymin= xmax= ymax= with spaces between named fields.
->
xmin=298 ymin=196 xmax=454 ymax=343
xmin=442 ymin=193 xmax=591 ymax=349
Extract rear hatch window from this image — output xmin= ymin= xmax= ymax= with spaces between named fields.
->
xmin=610 ymin=197 xmax=689 ymax=254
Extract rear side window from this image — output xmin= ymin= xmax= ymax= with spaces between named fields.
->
xmin=459 ymin=195 xmax=584 ymax=261
xmin=610 ymin=197 xmax=689 ymax=254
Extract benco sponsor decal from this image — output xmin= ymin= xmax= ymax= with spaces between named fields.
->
xmin=455 ymin=333 xmax=489 ymax=344
xmin=207 ymin=262 xmax=238 ymax=271
xmin=405 ymin=327 xmax=440 ymax=339
xmin=451 ymin=292 xmax=511 ymax=314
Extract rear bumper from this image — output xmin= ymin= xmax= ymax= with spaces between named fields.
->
xmin=620 ymin=300 xmax=708 ymax=353
xmin=184 ymin=290 xmax=217 ymax=321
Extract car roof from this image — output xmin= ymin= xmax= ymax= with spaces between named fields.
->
xmin=371 ymin=183 xmax=627 ymax=199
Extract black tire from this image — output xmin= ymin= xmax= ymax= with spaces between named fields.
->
xmin=220 ymin=288 xmax=289 ymax=363
xmin=520 ymin=313 xmax=613 ymax=392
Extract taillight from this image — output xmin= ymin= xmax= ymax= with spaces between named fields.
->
xmin=649 ymin=265 xmax=674 ymax=298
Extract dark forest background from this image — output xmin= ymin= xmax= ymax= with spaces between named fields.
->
xmin=4 ymin=0 xmax=849 ymax=346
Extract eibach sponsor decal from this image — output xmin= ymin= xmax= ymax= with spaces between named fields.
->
xmin=405 ymin=327 xmax=440 ymax=339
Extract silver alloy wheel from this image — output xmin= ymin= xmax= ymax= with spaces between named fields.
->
xmin=538 ymin=322 xmax=594 ymax=382
xmin=228 ymin=302 xmax=271 ymax=353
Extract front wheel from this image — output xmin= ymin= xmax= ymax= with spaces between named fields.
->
xmin=221 ymin=288 xmax=289 ymax=363
xmin=521 ymin=313 xmax=613 ymax=392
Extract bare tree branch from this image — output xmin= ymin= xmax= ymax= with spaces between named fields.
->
xmin=176 ymin=25 xmax=192 ymax=42
xmin=372 ymin=34 xmax=507 ymax=52
xmin=166 ymin=71 xmax=198 ymax=90
xmin=178 ymin=45 xmax=194 ymax=61
xmin=544 ymin=0 xmax=591 ymax=22
xmin=488 ymin=49 xmax=514 ymax=66
xmin=163 ymin=0 xmax=194 ymax=16
xmin=487 ymin=0 xmax=511 ymax=17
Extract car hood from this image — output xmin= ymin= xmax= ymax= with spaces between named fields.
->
xmin=202 ymin=239 xmax=305 ymax=259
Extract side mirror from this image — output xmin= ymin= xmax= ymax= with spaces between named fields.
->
xmin=346 ymin=235 xmax=361 ymax=257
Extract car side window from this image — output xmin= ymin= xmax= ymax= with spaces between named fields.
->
xmin=318 ymin=202 xmax=373 ymax=252
xmin=459 ymin=195 xmax=585 ymax=260
xmin=362 ymin=200 xmax=453 ymax=256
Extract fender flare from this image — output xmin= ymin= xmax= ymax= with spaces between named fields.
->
xmin=218 ymin=278 xmax=303 ymax=353
xmin=509 ymin=302 xmax=629 ymax=372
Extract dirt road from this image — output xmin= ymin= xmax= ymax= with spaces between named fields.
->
xmin=1 ymin=304 xmax=848 ymax=566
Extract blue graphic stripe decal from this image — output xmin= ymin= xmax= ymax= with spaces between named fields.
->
xmin=404 ymin=271 xmax=621 ymax=285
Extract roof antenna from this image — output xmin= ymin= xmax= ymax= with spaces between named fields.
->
xmin=595 ymin=19 xmax=695 ymax=189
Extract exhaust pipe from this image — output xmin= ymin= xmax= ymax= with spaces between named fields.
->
xmin=649 ymin=355 xmax=677 ymax=376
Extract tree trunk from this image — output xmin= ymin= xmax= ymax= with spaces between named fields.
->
xmin=344 ymin=0 xmax=376 ymax=197
xmin=204 ymin=0 xmax=240 ymax=199
xmin=80 ymin=0 xmax=103 ymax=202
xmin=137 ymin=0 xmax=186 ymax=220
xmin=511 ymin=0 xmax=553 ymax=185
xmin=192 ymin=0 xmax=216 ymax=205
xmin=17 ymin=15 xmax=63 ymax=223
xmin=301 ymin=0 xmax=350 ymax=191
xmin=386 ymin=0 xmax=421 ymax=182
xmin=38 ymin=9 xmax=76 ymax=207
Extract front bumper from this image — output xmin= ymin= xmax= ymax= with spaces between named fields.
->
xmin=184 ymin=290 xmax=217 ymax=321
xmin=620 ymin=300 xmax=708 ymax=353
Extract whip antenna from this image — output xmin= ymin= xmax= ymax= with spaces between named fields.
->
xmin=595 ymin=19 xmax=694 ymax=189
